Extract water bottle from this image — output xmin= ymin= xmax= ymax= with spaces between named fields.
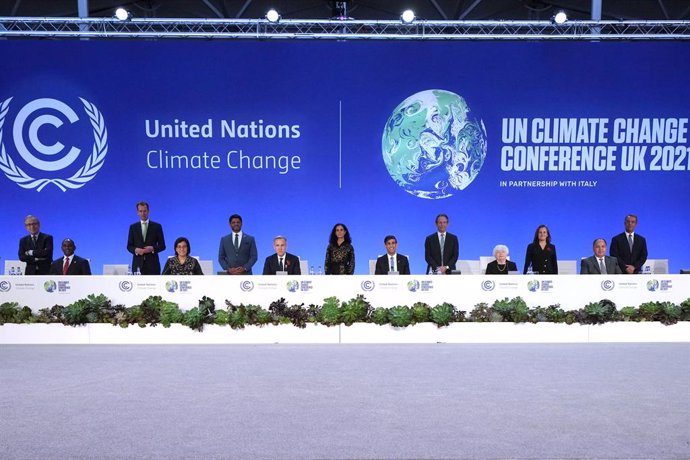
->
xmin=127 ymin=265 xmax=133 ymax=276
xmin=135 ymin=267 xmax=141 ymax=276
xmin=309 ymin=265 xmax=315 ymax=275
xmin=16 ymin=266 xmax=23 ymax=276
xmin=9 ymin=267 xmax=15 ymax=276
xmin=526 ymin=264 xmax=534 ymax=275
xmin=317 ymin=265 xmax=322 ymax=275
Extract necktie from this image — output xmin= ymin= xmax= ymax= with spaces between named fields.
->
xmin=234 ymin=233 xmax=239 ymax=251
xmin=627 ymin=234 xmax=633 ymax=251
xmin=63 ymin=257 xmax=70 ymax=275
xmin=31 ymin=235 xmax=37 ymax=248
xmin=142 ymin=222 xmax=148 ymax=241
xmin=389 ymin=256 xmax=395 ymax=272
xmin=599 ymin=258 xmax=606 ymax=274
xmin=440 ymin=233 xmax=446 ymax=265
xmin=279 ymin=257 xmax=284 ymax=271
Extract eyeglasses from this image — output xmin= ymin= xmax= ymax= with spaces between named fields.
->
xmin=25 ymin=222 xmax=39 ymax=227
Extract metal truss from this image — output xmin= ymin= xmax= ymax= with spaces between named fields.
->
xmin=1 ymin=17 xmax=689 ymax=40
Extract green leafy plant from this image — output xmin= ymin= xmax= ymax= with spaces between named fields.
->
xmin=319 ymin=297 xmax=341 ymax=326
xmin=618 ymin=306 xmax=638 ymax=322
xmin=680 ymin=298 xmax=690 ymax=321
xmin=183 ymin=296 xmax=216 ymax=331
xmin=638 ymin=301 xmax=681 ymax=325
xmin=62 ymin=294 xmax=112 ymax=326
xmin=388 ymin=305 xmax=413 ymax=327
xmin=0 ymin=302 xmax=32 ymax=324
xmin=577 ymin=299 xmax=617 ymax=325
xmin=468 ymin=302 xmax=500 ymax=322
xmin=411 ymin=302 xmax=431 ymax=323
xmin=430 ymin=303 xmax=455 ymax=327
xmin=370 ymin=307 xmax=389 ymax=325
xmin=340 ymin=295 xmax=372 ymax=326
xmin=492 ymin=297 xmax=530 ymax=323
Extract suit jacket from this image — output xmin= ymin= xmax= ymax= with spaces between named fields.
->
xmin=18 ymin=232 xmax=53 ymax=275
xmin=263 ymin=252 xmax=301 ymax=275
xmin=375 ymin=254 xmax=411 ymax=275
xmin=609 ymin=232 xmax=648 ymax=274
xmin=49 ymin=255 xmax=92 ymax=276
xmin=219 ymin=233 xmax=258 ymax=274
xmin=424 ymin=232 xmax=459 ymax=274
xmin=485 ymin=260 xmax=518 ymax=275
xmin=127 ymin=221 xmax=166 ymax=275
xmin=523 ymin=243 xmax=558 ymax=274
xmin=580 ymin=255 xmax=622 ymax=275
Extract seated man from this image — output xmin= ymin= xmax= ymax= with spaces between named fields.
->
xmin=375 ymin=235 xmax=410 ymax=275
xmin=262 ymin=236 xmax=301 ymax=275
xmin=49 ymin=238 xmax=92 ymax=275
xmin=581 ymin=238 xmax=622 ymax=275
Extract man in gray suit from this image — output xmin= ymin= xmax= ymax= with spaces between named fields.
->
xmin=218 ymin=214 xmax=257 ymax=275
xmin=581 ymin=238 xmax=622 ymax=274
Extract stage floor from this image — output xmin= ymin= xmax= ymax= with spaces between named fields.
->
xmin=1 ymin=344 xmax=688 ymax=459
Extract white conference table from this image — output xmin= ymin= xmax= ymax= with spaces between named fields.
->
xmin=0 ymin=274 xmax=688 ymax=312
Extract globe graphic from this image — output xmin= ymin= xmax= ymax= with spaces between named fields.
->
xmin=382 ymin=89 xmax=487 ymax=199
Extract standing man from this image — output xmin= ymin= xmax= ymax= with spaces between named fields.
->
xmin=580 ymin=238 xmax=622 ymax=275
xmin=424 ymin=213 xmax=459 ymax=274
xmin=18 ymin=215 xmax=53 ymax=275
xmin=375 ymin=235 xmax=410 ymax=275
xmin=262 ymin=236 xmax=301 ymax=275
xmin=609 ymin=214 xmax=648 ymax=274
xmin=127 ymin=201 xmax=166 ymax=275
xmin=219 ymin=214 xmax=257 ymax=275
xmin=49 ymin=239 xmax=91 ymax=275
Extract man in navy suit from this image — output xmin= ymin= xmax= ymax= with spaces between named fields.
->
xmin=18 ymin=215 xmax=53 ymax=275
xmin=219 ymin=214 xmax=258 ymax=275
xmin=375 ymin=235 xmax=410 ymax=275
xmin=262 ymin=236 xmax=301 ymax=275
xmin=609 ymin=214 xmax=648 ymax=274
xmin=580 ymin=238 xmax=622 ymax=275
xmin=424 ymin=213 xmax=459 ymax=274
xmin=49 ymin=239 xmax=91 ymax=275
xmin=127 ymin=201 xmax=166 ymax=275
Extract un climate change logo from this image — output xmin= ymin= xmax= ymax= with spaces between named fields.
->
xmin=0 ymin=97 xmax=108 ymax=192
xmin=382 ymin=89 xmax=487 ymax=199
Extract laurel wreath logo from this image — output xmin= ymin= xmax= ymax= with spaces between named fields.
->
xmin=0 ymin=97 xmax=108 ymax=192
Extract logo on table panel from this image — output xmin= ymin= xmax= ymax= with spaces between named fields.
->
xmin=286 ymin=280 xmax=299 ymax=292
xmin=361 ymin=280 xmax=375 ymax=292
xmin=240 ymin=280 xmax=254 ymax=292
xmin=481 ymin=280 xmax=495 ymax=291
xmin=0 ymin=280 xmax=11 ymax=292
xmin=527 ymin=280 xmax=540 ymax=292
xmin=600 ymin=280 xmax=615 ymax=291
xmin=43 ymin=280 xmax=57 ymax=293
xmin=0 ymin=97 xmax=108 ymax=192
xmin=407 ymin=280 xmax=420 ymax=292
xmin=646 ymin=279 xmax=660 ymax=292
xmin=118 ymin=280 xmax=133 ymax=292
xmin=165 ymin=280 xmax=178 ymax=293
xmin=382 ymin=89 xmax=487 ymax=200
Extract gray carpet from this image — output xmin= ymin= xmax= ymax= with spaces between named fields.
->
xmin=0 ymin=344 xmax=688 ymax=460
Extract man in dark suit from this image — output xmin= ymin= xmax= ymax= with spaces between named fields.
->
xmin=581 ymin=238 xmax=622 ymax=275
xmin=49 ymin=239 xmax=91 ymax=275
xmin=263 ymin=236 xmax=301 ymax=275
xmin=126 ymin=201 xmax=166 ymax=275
xmin=375 ymin=235 xmax=410 ymax=275
xmin=219 ymin=214 xmax=258 ymax=275
xmin=424 ymin=213 xmax=459 ymax=274
xmin=609 ymin=214 xmax=648 ymax=274
xmin=18 ymin=215 xmax=53 ymax=275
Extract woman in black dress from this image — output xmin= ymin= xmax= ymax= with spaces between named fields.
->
xmin=523 ymin=225 xmax=558 ymax=274
xmin=162 ymin=237 xmax=204 ymax=275
xmin=324 ymin=223 xmax=355 ymax=275
xmin=485 ymin=244 xmax=518 ymax=274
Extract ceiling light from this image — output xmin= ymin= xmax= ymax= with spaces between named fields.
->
xmin=401 ymin=10 xmax=415 ymax=24
xmin=265 ymin=9 xmax=280 ymax=23
xmin=553 ymin=11 xmax=568 ymax=25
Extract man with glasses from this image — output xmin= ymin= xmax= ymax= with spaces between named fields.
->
xmin=18 ymin=215 xmax=53 ymax=275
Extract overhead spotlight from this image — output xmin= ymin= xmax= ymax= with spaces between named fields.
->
xmin=114 ymin=7 xmax=131 ymax=21
xmin=553 ymin=11 xmax=568 ymax=25
xmin=401 ymin=9 xmax=415 ymax=24
xmin=265 ymin=9 xmax=280 ymax=23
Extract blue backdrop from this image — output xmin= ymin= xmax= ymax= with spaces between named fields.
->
xmin=1 ymin=40 xmax=689 ymax=274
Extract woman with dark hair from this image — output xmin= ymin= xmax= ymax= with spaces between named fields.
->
xmin=324 ymin=223 xmax=355 ymax=275
xmin=523 ymin=225 xmax=558 ymax=274
xmin=162 ymin=237 xmax=204 ymax=275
